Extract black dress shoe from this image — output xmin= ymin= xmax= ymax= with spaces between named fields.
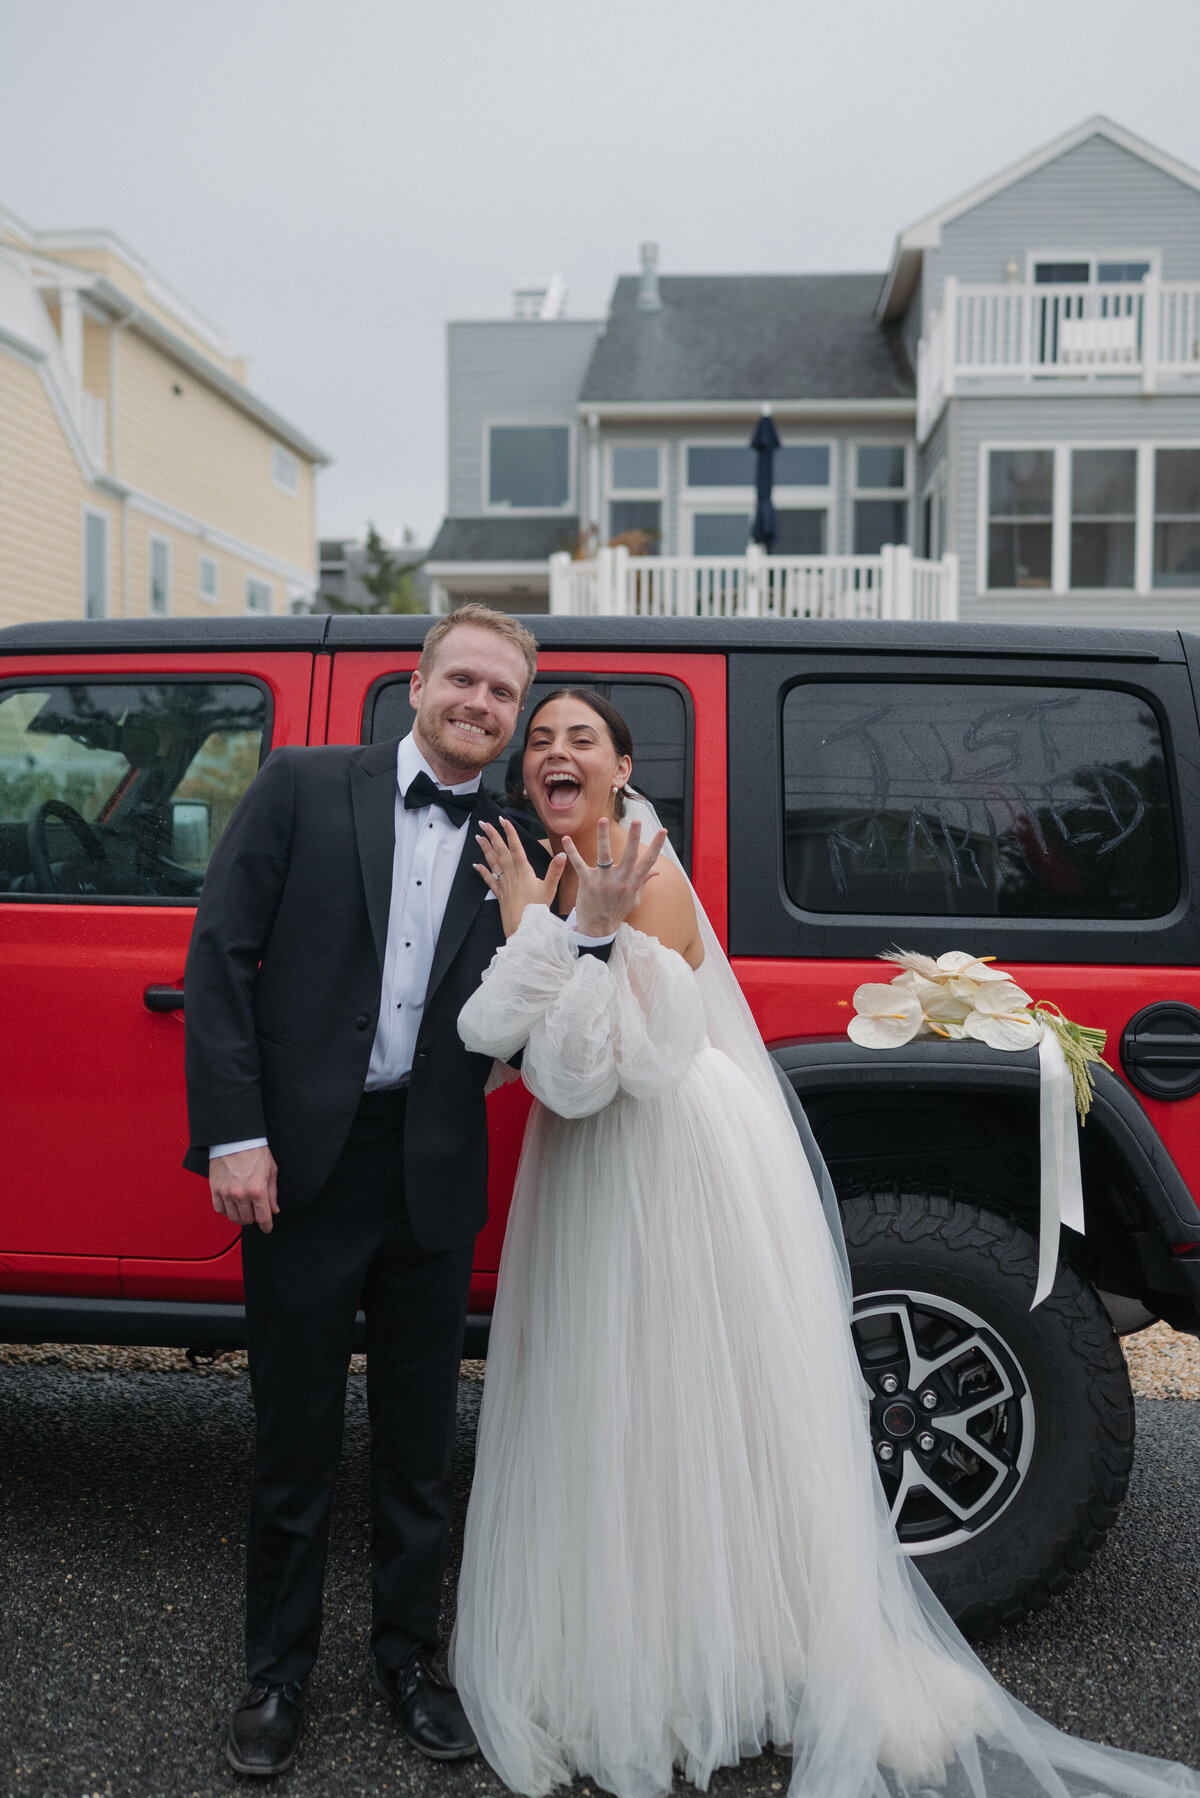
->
xmin=373 ymin=1651 xmax=478 ymax=1761
xmin=226 ymin=1681 xmax=305 ymax=1777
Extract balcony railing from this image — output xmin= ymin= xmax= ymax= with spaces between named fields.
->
xmin=549 ymin=543 xmax=958 ymax=621
xmin=917 ymin=274 xmax=1200 ymax=438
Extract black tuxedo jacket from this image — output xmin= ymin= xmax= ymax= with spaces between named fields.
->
xmin=183 ymin=738 xmax=545 ymax=1251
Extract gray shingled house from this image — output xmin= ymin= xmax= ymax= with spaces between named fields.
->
xmin=427 ymin=117 xmax=1200 ymax=624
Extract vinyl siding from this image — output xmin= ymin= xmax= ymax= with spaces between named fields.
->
xmin=0 ymin=351 xmax=117 ymax=626
xmin=115 ymin=328 xmax=315 ymax=572
xmin=950 ymin=392 xmax=1200 ymax=624
xmin=922 ymin=134 xmax=1200 ymax=328
xmin=446 ymin=319 xmax=602 ymax=518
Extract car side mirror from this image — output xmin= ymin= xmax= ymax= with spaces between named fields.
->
xmin=171 ymin=799 xmax=211 ymax=866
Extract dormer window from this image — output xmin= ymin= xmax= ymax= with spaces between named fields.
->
xmin=1030 ymin=254 xmax=1154 ymax=285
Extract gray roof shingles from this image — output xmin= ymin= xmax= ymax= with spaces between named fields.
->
xmin=579 ymin=274 xmax=913 ymax=404
xmin=428 ymin=515 xmax=580 ymax=562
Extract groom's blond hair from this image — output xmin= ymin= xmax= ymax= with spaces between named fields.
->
xmin=419 ymin=604 xmax=538 ymax=700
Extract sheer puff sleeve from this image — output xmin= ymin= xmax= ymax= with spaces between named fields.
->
xmin=458 ymin=904 xmax=706 ymax=1119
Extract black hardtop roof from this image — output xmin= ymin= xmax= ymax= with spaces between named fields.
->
xmin=0 ymin=613 xmax=1186 ymax=664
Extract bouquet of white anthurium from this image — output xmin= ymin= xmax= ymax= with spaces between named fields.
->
xmin=848 ymin=949 xmax=1111 ymax=1309
xmin=848 ymin=948 xmax=1108 ymax=1122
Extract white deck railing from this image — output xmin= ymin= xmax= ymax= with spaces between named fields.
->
xmin=549 ymin=543 xmax=958 ymax=621
xmin=917 ymin=275 xmax=1200 ymax=439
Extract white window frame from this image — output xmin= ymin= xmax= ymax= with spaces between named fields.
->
xmin=606 ymin=441 xmax=664 ymax=549
xmin=681 ymin=437 xmax=835 ymax=556
xmin=199 ymin=553 xmax=220 ymax=604
xmin=245 ymin=575 xmax=272 ymax=615
xmin=851 ymin=441 xmax=911 ymax=554
xmin=978 ymin=440 xmax=1200 ymax=597
xmin=271 ymin=443 xmax=300 ymax=497
xmin=148 ymin=533 xmax=171 ymax=617
xmin=1023 ymin=249 xmax=1160 ymax=285
xmin=82 ymin=506 xmax=109 ymax=620
xmin=483 ymin=420 xmax=574 ymax=514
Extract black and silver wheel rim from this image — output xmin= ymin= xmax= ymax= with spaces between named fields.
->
xmin=851 ymin=1288 xmax=1036 ymax=1556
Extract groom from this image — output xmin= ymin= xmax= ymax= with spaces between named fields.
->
xmin=184 ymin=605 xmax=559 ymax=1777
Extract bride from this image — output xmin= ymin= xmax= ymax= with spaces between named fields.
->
xmin=451 ymin=686 xmax=1199 ymax=1798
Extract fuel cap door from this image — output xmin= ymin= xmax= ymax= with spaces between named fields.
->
xmin=1120 ymin=1002 xmax=1200 ymax=1101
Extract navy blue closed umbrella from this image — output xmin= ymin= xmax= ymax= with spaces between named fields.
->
xmin=750 ymin=411 xmax=781 ymax=548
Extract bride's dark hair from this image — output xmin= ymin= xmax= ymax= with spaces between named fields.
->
xmin=522 ymin=687 xmax=634 ymax=822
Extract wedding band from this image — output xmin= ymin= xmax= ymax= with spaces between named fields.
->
xmin=597 ymin=860 xmax=614 ymax=868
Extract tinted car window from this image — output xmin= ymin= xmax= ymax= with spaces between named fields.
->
xmin=781 ymin=682 xmax=1177 ymax=919
xmin=0 ymin=681 xmax=267 ymax=900
xmin=368 ymin=676 xmax=690 ymax=868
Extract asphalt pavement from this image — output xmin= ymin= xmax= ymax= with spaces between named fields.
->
xmin=1 ymin=1360 xmax=1198 ymax=1798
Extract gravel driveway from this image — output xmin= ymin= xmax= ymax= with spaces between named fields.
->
xmin=1 ymin=1349 xmax=1198 ymax=1798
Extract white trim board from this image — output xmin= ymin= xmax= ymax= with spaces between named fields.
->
xmin=580 ymin=399 xmax=915 ymax=420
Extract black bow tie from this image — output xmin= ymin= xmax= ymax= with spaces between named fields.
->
xmin=403 ymin=768 xmax=477 ymax=828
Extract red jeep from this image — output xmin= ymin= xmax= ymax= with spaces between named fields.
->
xmin=3 ymin=612 xmax=1199 ymax=1637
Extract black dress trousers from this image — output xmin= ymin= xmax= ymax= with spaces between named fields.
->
xmin=240 ymin=1087 xmax=475 ymax=1685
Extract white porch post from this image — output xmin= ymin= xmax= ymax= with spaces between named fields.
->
xmin=549 ymin=551 xmax=571 ymax=615
xmin=743 ymin=543 xmax=765 ymax=617
xmin=879 ymin=543 xmax=896 ymax=618
xmin=1141 ymin=271 xmax=1160 ymax=395
xmin=941 ymin=551 xmax=959 ymax=621
xmin=611 ymin=543 xmax=630 ymax=614
xmin=892 ymin=543 xmax=914 ymax=619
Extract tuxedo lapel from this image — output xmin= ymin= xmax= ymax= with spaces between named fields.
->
xmin=424 ymin=791 xmax=499 ymax=1007
xmin=350 ymin=740 xmax=400 ymax=973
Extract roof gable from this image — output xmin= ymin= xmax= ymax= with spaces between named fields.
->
xmin=879 ymin=116 xmax=1200 ymax=318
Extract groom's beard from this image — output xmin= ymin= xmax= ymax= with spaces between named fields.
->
xmin=412 ymin=710 xmax=512 ymax=778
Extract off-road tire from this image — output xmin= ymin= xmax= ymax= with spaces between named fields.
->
xmin=839 ymin=1186 xmax=1135 ymax=1638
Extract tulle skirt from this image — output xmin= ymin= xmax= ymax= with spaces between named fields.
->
xmin=452 ymin=1043 xmax=1200 ymax=1798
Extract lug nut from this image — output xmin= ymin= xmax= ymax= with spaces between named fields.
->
xmin=917 ymin=1431 xmax=936 ymax=1453
xmin=880 ymin=1374 xmax=901 ymax=1395
xmin=877 ymin=1441 xmax=896 ymax=1463
xmin=919 ymin=1389 xmax=938 ymax=1410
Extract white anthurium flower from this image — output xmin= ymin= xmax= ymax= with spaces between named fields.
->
xmin=934 ymin=951 xmax=1011 ymax=986
xmin=913 ymin=975 xmax=976 ymax=1022
xmin=925 ymin=1019 xmax=969 ymax=1040
xmin=847 ymin=983 xmax=925 ymax=1048
xmin=963 ymin=980 xmax=1041 ymax=1050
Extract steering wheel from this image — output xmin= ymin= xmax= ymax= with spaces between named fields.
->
xmin=27 ymin=799 xmax=109 ymax=893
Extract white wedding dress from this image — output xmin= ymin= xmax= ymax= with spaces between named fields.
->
xmin=452 ymin=809 xmax=1200 ymax=1798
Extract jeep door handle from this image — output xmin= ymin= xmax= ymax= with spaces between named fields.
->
xmin=143 ymin=984 xmax=186 ymax=1012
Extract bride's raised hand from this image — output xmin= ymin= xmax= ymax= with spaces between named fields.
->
xmin=475 ymin=818 xmax=567 ymax=938
xmin=564 ymin=816 xmax=668 ymax=938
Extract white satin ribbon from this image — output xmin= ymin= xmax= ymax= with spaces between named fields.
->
xmin=1033 ymin=1025 xmax=1087 ymax=1308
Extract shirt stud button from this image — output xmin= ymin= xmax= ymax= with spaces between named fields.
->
xmin=355 ymin=1013 xmax=371 ymax=1030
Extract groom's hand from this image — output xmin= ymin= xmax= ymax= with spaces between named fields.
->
xmin=565 ymin=818 xmax=668 ymax=937
xmin=210 ymin=1146 xmax=279 ymax=1234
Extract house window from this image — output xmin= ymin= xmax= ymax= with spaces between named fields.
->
xmin=687 ymin=446 xmax=755 ymax=487
xmin=1154 ymin=450 xmax=1200 ymax=589
xmin=1070 ymin=449 xmax=1136 ymax=589
xmin=773 ymin=511 xmax=826 ymax=554
xmin=149 ymin=536 xmax=170 ymax=616
xmin=987 ymin=450 xmax=1054 ymax=589
xmin=853 ymin=444 xmax=909 ymax=554
xmin=246 ymin=576 xmax=272 ymax=615
xmin=611 ymin=446 xmax=660 ymax=490
xmin=199 ymin=555 xmax=219 ymax=604
xmin=83 ymin=510 xmax=108 ymax=620
xmin=609 ymin=444 xmax=662 ymax=553
xmin=271 ymin=445 xmax=300 ymax=496
xmin=488 ymin=426 xmax=570 ymax=509
xmin=693 ymin=513 xmax=749 ymax=555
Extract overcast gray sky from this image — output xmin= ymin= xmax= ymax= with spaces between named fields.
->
xmin=2 ymin=0 xmax=1198 ymax=541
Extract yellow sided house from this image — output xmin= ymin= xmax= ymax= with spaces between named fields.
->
xmin=0 ymin=205 xmax=328 ymax=626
